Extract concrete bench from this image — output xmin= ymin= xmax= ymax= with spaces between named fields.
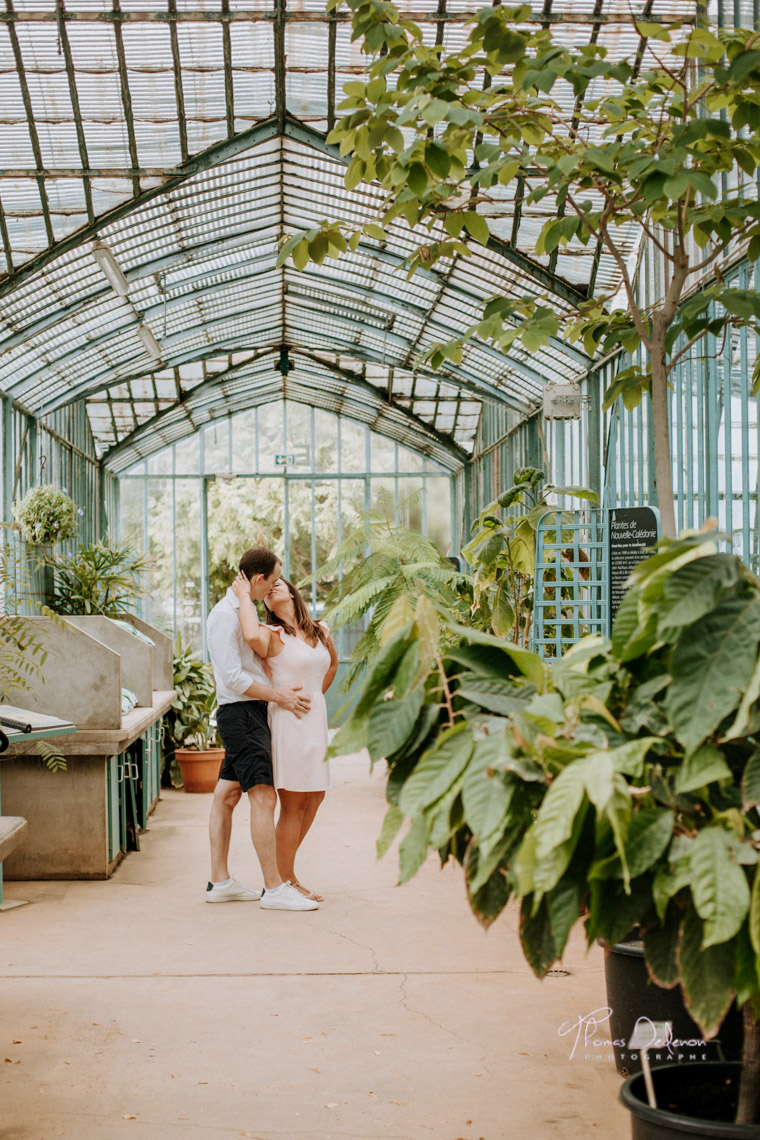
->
xmin=0 ymin=817 xmax=27 ymax=863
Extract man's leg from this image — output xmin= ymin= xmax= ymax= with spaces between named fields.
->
xmin=248 ymin=784 xmax=283 ymax=890
xmin=209 ymin=778 xmax=243 ymax=882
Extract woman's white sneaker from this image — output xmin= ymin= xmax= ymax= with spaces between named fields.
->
xmin=260 ymin=882 xmax=319 ymax=910
xmin=205 ymin=877 xmax=262 ymax=902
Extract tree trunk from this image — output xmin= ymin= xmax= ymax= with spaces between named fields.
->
xmin=736 ymin=1005 xmax=760 ymax=1125
xmin=649 ymin=349 xmax=676 ymax=539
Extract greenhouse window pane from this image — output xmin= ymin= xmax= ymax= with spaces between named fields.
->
xmin=314 ymin=409 xmax=337 ymax=473
xmin=231 ymin=409 xmax=257 ymax=472
xmin=287 ymin=480 xmax=313 ymax=586
xmin=174 ymin=434 xmax=200 ymax=475
xmin=203 ymin=420 xmax=230 ymax=473
xmin=208 ymin=477 xmax=285 ymax=606
xmin=371 ymin=434 xmax=396 ymax=473
xmin=147 ymin=449 xmax=172 ymax=476
xmin=397 ymin=444 xmax=423 ymax=472
xmin=338 ymin=418 xmax=366 ymax=473
xmin=285 ymin=401 xmax=313 ymax=471
xmin=426 ymin=477 xmax=452 ymax=555
xmin=397 ymin=478 xmax=424 ymax=531
xmin=118 ymin=479 xmax=145 ymax=553
xmin=257 ymin=402 xmax=284 ymax=473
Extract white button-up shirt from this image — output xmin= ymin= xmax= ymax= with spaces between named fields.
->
xmin=207 ymin=588 xmax=270 ymax=706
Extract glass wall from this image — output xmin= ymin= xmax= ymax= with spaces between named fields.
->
xmin=118 ymin=401 xmax=454 ymax=660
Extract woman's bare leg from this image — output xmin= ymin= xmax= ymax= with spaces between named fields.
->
xmin=276 ymin=789 xmax=326 ymax=899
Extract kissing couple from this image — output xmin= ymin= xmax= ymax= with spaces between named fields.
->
xmin=204 ymin=545 xmax=338 ymax=912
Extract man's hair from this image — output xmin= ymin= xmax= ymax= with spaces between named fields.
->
xmin=238 ymin=546 xmax=280 ymax=580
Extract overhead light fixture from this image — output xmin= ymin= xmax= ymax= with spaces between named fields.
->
xmin=92 ymin=241 xmax=129 ymax=296
xmin=136 ymin=322 xmax=162 ymax=360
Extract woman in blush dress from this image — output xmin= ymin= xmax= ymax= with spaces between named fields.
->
xmin=231 ymin=571 xmax=338 ymax=901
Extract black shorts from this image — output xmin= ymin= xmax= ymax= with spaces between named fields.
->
xmin=216 ymin=701 xmax=273 ymax=792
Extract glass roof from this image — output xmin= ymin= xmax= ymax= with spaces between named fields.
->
xmin=0 ymin=0 xmax=698 ymax=469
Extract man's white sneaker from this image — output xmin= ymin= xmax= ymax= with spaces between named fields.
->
xmin=259 ymin=882 xmax=319 ymax=911
xmin=205 ymin=877 xmax=261 ymax=902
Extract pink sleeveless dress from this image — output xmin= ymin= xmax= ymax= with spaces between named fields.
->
xmin=266 ymin=624 xmax=331 ymax=792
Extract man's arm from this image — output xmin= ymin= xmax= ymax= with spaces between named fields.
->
xmin=241 ymin=677 xmax=311 ymax=718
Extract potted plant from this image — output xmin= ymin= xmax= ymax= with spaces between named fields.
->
xmin=330 ymin=529 xmax=760 ymax=1133
xmin=162 ymin=637 xmax=223 ymax=794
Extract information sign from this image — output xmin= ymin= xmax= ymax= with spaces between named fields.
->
xmin=608 ymin=506 xmax=660 ymax=624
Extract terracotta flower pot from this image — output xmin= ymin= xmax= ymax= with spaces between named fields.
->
xmin=175 ymin=747 xmax=224 ymax=793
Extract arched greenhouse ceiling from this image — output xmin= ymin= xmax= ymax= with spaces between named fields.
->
xmin=0 ymin=0 xmax=699 ymax=474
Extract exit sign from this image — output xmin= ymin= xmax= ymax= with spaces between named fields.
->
xmin=274 ymin=453 xmax=296 ymax=466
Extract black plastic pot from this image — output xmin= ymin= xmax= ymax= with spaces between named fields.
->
xmin=621 ymin=1062 xmax=760 ymax=1138
xmin=604 ymin=939 xmax=743 ymax=1077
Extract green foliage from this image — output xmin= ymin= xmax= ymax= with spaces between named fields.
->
xmin=46 ymin=538 xmax=152 ymax=617
xmin=335 ymin=531 xmax=760 ymax=1084
xmin=459 ymin=468 xmax=598 ymax=646
xmin=304 ymin=487 xmax=461 ymax=689
xmin=162 ymin=635 xmax=220 ymax=752
xmin=280 ymin=10 xmax=760 ymax=536
xmin=0 ymin=548 xmax=66 ymax=772
xmin=12 ymin=485 xmax=81 ymax=546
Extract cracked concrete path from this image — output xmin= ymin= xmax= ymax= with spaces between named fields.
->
xmin=0 ymin=754 xmax=627 ymax=1139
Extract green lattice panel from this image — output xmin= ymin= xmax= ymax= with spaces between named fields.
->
xmin=532 ymin=509 xmax=608 ymax=658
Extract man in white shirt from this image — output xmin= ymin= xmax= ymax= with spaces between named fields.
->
xmin=205 ymin=545 xmax=318 ymax=911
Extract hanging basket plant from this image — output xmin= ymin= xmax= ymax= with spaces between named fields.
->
xmin=12 ymin=485 xmax=82 ymax=546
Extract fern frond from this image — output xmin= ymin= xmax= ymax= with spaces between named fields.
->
xmin=322 ymin=575 xmax=398 ymax=626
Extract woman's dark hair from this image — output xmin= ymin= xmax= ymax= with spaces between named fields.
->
xmin=239 ymin=545 xmax=280 ymax=580
xmin=264 ymin=578 xmax=329 ymax=648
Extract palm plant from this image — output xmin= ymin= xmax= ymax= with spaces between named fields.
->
xmin=46 ymin=538 xmax=152 ymax=616
xmin=303 ymin=488 xmax=461 ymax=689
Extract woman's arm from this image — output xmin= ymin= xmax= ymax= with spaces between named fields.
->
xmin=322 ymin=635 xmax=339 ymax=693
xmin=231 ymin=571 xmax=271 ymax=657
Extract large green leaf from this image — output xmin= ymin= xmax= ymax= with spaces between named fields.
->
xmin=665 ymin=590 xmax=760 ymax=755
xmin=533 ymin=762 xmax=586 ymax=860
xmin=367 ymin=683 xmax=425 ymax=764
xmin=689 ymin=826 xmax=750 ymax=947
xmin=750 ymin=863 xmax=760 ymax=956
xmin=533 ymin=802 xmax=588 ymax=899
xmin=744 ymin=749 xmax=760 ymax=810
xmin=546 ymin=876 xmax=584 ymax=959
xmin=398 ymin=815 xmax=430 ymax=884
xmin=468 ymin=864 xmax=511 ymax=929
xmin=491 ymin=581 xmax=515 ymax=638
xmin=461 ymin=733 xmax=512 ymax=844
xmin=723 ymin=657 xmax=760 ymax=741
xmin=678 ymin=907 xmax=736 ymax=1038
xmin=442 ymin=618 xmax=546 ymax=690
xmin=377 ymin=804 xmax=404 ymax=859
xmin=643 ymin=908 xmax=680 ymax=988
xmin=610 ymin=588 xmax=641 ymax=659
xmin=457 ymin=677 xmax=537 ymax=717
xmin=658 ymin=554 xmax=742 ymax=633
xmin=674 ymin=742 xmax=732 ymax=793
xmin=653 ymin=852 xmax=692 ymax=922
xmin=591 ymin=807 xmax=673 ymax=881
xmin=519 ymin=895 xmax=557 ymax=978
xmin=398 ymin=723 xmax=474 ymax=816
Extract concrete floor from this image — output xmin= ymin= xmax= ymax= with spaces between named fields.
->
xmin=0 ymin=753 xmax=628 ymax=1140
